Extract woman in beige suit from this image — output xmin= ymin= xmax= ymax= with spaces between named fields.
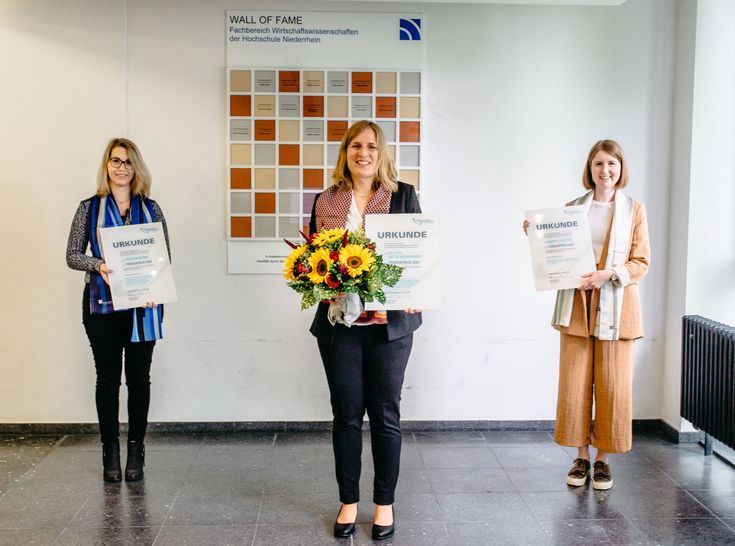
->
xmin=525 ymin=139 xmax=650 ymax=489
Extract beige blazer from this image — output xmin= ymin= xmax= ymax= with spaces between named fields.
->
xmin=555 ymin=200 xmax=650 ymax=340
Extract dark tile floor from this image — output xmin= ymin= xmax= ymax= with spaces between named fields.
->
xmin=1 ymin=430 xmax=734 ymax=545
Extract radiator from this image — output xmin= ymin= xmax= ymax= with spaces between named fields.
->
xmin=681 ymin=315 xmax=735 ymax=452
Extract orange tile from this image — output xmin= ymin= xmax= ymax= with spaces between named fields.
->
xmin=254 ymin=120 xmax=276 ymax=141
xmin=327 ymin=120 xmax=348 ymax=142
xmin=303 ymin=169 xmax=323 ymax=189
xmin=254 ymin=193 xmax=276 ymax=213
xmin=230 ymin=95 xmax=251 ymax=116
xmin=231 ymin=216 xmax=252 ymax=237
xmin=376 ymin=97 xmax=396 ymax=118
xmin=303 ymin=96 xmax=324 ymax=117
xmin=351 ymin=72 xmax=372 ymax=93
xmin=279 ymin=70 xmax=300 ymax=92
xmin=230 ymin=168 xmax=251 ymax=189
xmin=399 ymin=121 xmax=420 ymax=143
xmin=279 ymin=144 xmax=300 ymax=166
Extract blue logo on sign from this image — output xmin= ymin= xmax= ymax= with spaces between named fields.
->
xmin=399 ymin=18 xmax=421 ymax=41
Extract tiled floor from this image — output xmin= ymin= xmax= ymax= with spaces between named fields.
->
xmin=1 ymin=430 xmax=734 ymax=545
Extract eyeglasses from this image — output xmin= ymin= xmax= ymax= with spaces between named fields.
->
xmin=109 ymin=157 xmax=134 ymax=170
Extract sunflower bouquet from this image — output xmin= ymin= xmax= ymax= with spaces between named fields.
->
xmin=283 ymin=228 xmax=403 ymax=310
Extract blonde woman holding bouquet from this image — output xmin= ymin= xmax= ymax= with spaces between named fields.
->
xmin=524 ymin=139 xmax=649 ymax=490
xmin=309 ymin=120 xmax=421 ymax=540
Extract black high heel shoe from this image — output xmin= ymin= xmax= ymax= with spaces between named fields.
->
xmin=333 ymin=505 xmax=357 ymax=538
xmin=371 ymin=505 xmax=395 ymax=541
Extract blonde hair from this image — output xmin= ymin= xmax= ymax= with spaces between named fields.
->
xmin=96 ymin=138 xmax=152 ymax=197
xmin=331 ymin=120 xmax=398 ymax=192
xmin=582 ymin=139 xmax=629 ymax=190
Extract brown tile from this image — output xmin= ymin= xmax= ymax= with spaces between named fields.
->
xmin=231 ymin=216 xmax=252 ymax=237
xmin=303 ymin=96 xmax=324 ymax=117
xmin=303 ymin=169 xmax=324 ymax=189
xmin=230 ymin=95 xmax=251 ymax=116
xmin=254 ymin=120 xmax=276 ymax=141
xmin=400 ymin=97 xmax=420 ymax=118
xmin=230 ymin=168 xmax=251 ymax=189
xmin=352 ymin=72 xmax=373 ymax=93
xmin=400 ymin=121 xmax=420 ymax=143
xmin=327 ymin=121 xmax=348 ymax=142
xmin=279 ymin=70 xmax=300 ymax=92
xmin=303 ymin=145 xmax=323 ymax=166
xmin=254 ymin=193 xmax=276 ymax=213
xmin=254 ymin=169 xmax=276 ymax=189
xmin=376 ymin=97 xmax=397 ymax=118
xmin=279 ymin=144 xmax=300 ymax=166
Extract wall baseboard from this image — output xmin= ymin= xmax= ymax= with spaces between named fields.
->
xmin=0 ymin=418 xmax=677 ymax=436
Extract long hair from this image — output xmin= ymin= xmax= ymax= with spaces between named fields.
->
xmin=96 ymin=138 xmax=152 ymax=197
xmin=331 ymin=120 xmax=398 ymax=192
xmin=582 ymin=139 xmax=628 ymax=190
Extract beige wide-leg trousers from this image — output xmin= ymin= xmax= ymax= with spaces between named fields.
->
xmin=554 ymin=333 xmax=635 ymax=453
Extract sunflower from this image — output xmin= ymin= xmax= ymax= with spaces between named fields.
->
xmin=307 ymin=248 xmax=334 ymax=284
xmin=311 ymin=228 xmax=345 ymax=247
xmin=283 ymin=245 xmax=307 ymax=280
xmin=339 ymin=244 xmax=375 ymax=278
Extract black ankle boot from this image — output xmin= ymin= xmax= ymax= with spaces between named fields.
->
xmin=125 ymin=440 xmax=145 ymax=481
xmin=102 ymin=440 xmax=122 ymax=482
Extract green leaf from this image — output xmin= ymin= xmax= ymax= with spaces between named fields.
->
xmin=301 ymin=291 xmax=317 ymax=309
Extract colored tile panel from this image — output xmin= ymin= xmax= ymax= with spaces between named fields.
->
xmin=279 ymin=144 xmax=300 ymax=165
xmin=351 ymin=72 xmax=372 ymax=93
xmin=230 ymin=95 xmax=251 ymax=116
xmin=231 ymin=144 xmax=251 ymax=165
xmin=303 ymin=145 xmax=323 ymax=166
xmin=303 ymin=169 xmax=324 ymax=189
xmin=254 ymin=193 xmax=276 ymax=214
xmin=230 ymin=168 xmax=251 ymax=189
xmin=376 ymin=97 xmax=396 ymax=118
xmin=231 ymin=216 xmax=252 ymax=238
xmin=254 ymin=95 xmax=276 ymax=117
xmin=327 ymin=96 xmax=348 ymax=118
xmin=303 ymin=96 xmax=324 ymax=117
xmin=254 ymin=120 xmax=276 ymax=141
xmin=279 ymin=120 xmax=300 ymax=141
xmin=376 ymin=72 xmax=396 ymax=94
xmin=278 ymin=70 xmax=300 ymax=92
xmin=327 ymin=121 xmax=348 ymax=142
xmin=327 ymin=71 xmax=348 ymax=93
xmin=254 ymin=70 xmax=276 ymax=91
xmin=303 ymin=71 xmax=324 ymax=92
xmin=400 ymin=97 xmax=420 ymax=118
xmin=254 ymin=168 xmax=276 ymax=189
xmin=230 ymin=70 xmax=251 ymax=93
xmin=399 ymin=121 xmax=420 ymax=142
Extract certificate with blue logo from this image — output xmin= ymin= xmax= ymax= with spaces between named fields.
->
xmin=98 ymin=223 xmax=178 ymax=310
xmin=364 ymin=213 xmax=440 ymax=311
xmin=525 ymin=206 xmax=596 ymax=291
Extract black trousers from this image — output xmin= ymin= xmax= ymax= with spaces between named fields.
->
xmin=82 ymin=286 xmax=155 ymax=443
xmin=317 ymin=324 xmax=413 ymax=505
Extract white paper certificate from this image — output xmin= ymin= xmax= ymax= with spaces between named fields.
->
xmin=98 ymin=223 xmax=178 ymax=310
xmin=525 ymin=205 xmax=596 ymax=291
xmin=364 ymin=213 xmax=440 ymax=311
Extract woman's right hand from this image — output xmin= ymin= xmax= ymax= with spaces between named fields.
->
xmin=522 ymin=220 xmax=530 ymax=235
xmin=99 ymin=263 xmax=112 ymax=286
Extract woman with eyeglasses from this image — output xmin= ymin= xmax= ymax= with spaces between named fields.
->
xmin=66 ymin=138 xmax=170 ymax=482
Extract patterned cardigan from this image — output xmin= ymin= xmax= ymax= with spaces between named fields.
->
xmin=308 ymin=181 xmax=423 ymax=341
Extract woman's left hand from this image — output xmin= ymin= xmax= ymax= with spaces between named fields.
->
xmin=405 ymin=307 xmax=421 ymax=314
xmin=578 ymin=270 xmax=613 ymax=290
xmin=142 ymin=301 xmax=157 ymax=308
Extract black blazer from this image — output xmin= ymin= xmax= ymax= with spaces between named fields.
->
xmin=309 ymin=181 xmax=423 ymax=341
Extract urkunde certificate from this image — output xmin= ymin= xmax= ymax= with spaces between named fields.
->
xmin=525 ymin=206 xmax=596 ymax=291
xmin=98 ymin=223 xmax=178 ymax=309
xmin=364 ymin=213 xmax=440 ymax=310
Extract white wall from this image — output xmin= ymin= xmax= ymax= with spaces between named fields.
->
xmin=661 ymin=0 xmax=735 ymax=430
xmin=0 ymin=0 xmax=675 ymax=424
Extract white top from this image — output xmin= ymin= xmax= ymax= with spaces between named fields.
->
xmin=346 ymin=195 xmax=362 ymax=231
xmin=588 ymin=200 xmax=614 ymax=264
